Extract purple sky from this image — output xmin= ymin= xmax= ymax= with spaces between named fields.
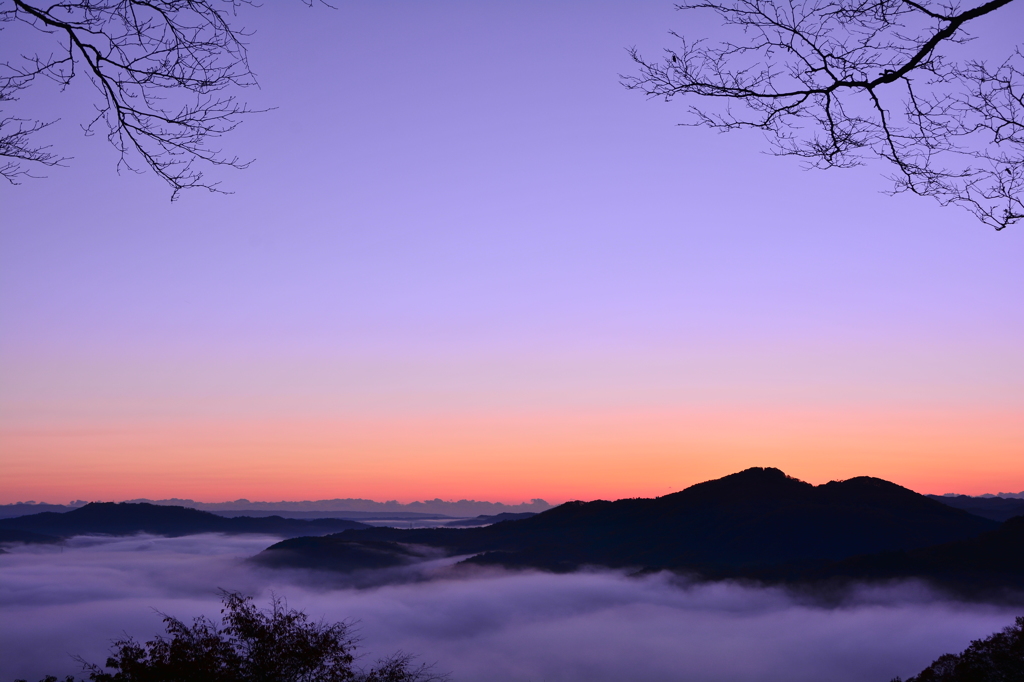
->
xmin=1 ymin=1 xmax=1022 ymax=502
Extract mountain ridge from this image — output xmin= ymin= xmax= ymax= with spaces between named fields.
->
xmin=0 ymin=497 xmax=551 ymax=519
xmin=0 ymin=502 xmax=371 ymax=539
xmin=797 ymin=514 xmax=1024 ymax=598
xmin=927 ymin=494 xmax=1024 ymax=522
xmin=255 ymin=467 xmax=1002 ymax=583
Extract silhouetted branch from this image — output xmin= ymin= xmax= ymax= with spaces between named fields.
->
xmin=0 ymin=0 xmax=322 ymax=198
xmin=363 ymin=652 xmax=451 ymax=682
xmin=0 ymin=69 xmax=67 ymax=182
xmin=624 ymin=0 xmax=1023 ymax=230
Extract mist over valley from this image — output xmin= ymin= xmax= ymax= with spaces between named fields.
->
xmin=3 ymin=468 xmax=1023 ymax=682
xmin=1 ymin=532 xmax=1018 ymax=682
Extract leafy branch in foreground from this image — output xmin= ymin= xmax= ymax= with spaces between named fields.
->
xmin=18 ymin=591 xmax=447 ymax=682
xmin=624 ymin=0 xmax=1024 ymax=230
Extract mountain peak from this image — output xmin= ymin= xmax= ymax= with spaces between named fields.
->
xmin=666 ymin=466 xmax=813 ymax=504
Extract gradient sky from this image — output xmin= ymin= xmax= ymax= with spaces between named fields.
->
xmin=1 ymin=0 xmax=1022 ymax=504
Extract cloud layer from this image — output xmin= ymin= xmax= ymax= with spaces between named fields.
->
xmin=1 ymin=534 xmax=1018 ymax=682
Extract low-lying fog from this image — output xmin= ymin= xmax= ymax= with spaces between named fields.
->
xmin=1 ymin=534 xmax=1017 ymax=682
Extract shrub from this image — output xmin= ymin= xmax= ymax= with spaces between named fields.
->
xmin=19 ymin=591 xmax=446 ymax=682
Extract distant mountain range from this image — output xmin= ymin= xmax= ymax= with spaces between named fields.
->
xmin=206 ymin=510 xmax=454 ymax=520
xmin=956 ymin=491 xmax=1024 ymax=499
xmin=443 ymin=512 xmax=538 ymax=527
xmin=4 ymin=469 xmax=1023 ymax=599
xmin=255 ymin=467 xmax=1022 ymax=598
xmin=5 ymin=489 xmax=1020 ymax=520
xmin=0 ymin=502 xmax=370 ymax=540
xmin=926 ymin=494 xmax=1024 ymax=522
xmin=0 ymin=497 xmax=552 ymax=519
xmin=0 ymin=503 xmax=82 ymax=519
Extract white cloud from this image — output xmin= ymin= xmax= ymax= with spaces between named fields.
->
xmin=0 ymin=535 xmax=1016 ymax=682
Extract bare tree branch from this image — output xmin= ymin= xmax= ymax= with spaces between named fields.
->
xmin=0 ymin=0 xmax=321 ymax=199
xmin=0 ymin=72 xmax=68 ymax=183
xmin=623 ymin=0 xmax=1024 ymax=230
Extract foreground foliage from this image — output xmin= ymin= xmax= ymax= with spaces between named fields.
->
xmin=20 ymin=591 xmax=445 ymax=682
xmin=893 ymin=616 xmax=1024 ymax=682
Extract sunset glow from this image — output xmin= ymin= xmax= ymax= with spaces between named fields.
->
xmin=3 ymin=404 xmax=1021 ymax=504
xmin=1 ymin=0 xmax=1022 ymax=507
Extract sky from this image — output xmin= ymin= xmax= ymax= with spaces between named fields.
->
xmin=1 ymin=0 xmax=1022 ymax=505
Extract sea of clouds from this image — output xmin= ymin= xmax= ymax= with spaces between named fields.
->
xmin=0 ymin=534 xmax=1018 ymax=682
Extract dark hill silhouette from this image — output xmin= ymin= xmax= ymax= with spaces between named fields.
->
xmin=0 ymin=502 xmax=371 ymax=538
xmin=0 ymin=528 xmax=61 ymax=546
xmin=443 ymin=512 xmax=537 ymax=527
xmin=801 ymin=514 xmax=1024 ymax=598
xmin=257 ymin=467 xmax=996 ymax=575
xmin=210 ymin=509 xmax=451 ymax=521
xmin=928 ymin=494 xmax=1024 ymax=522
xmin=0 ymin=502 xmax=79 ymax=519
xmin=254 ymin=536 xmax=436 ymax=571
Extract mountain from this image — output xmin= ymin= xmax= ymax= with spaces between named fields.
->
xmin=0 ymin=503 xmax=80 ymax=519
xmin=209 ymin=510 xmax=453 ymax=521
xmin=0 ymin=528 xmax=62 ymax=546
xmin=1 ymin=498 xmax=552 ymax=520
xmin=117 ymin=496 xmax=552 ymax=517
xmin=254 ymin=536 xmax=439 ymax=571
xmin=928 ymin=494 xmax=1024 ymax=522
xmin=256 ymin=467 xmax=997 ymax=576
xmin=443 ymin=512 xmax=537 ymax=527
xmin=0 ymin=502 xmax=371 ymax=539
xmin=803 ymin=514 xmax=1024 ymax=598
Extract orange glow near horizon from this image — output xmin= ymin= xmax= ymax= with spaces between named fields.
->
xmin=3 ymin=406 xmax=1022 ymax=505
